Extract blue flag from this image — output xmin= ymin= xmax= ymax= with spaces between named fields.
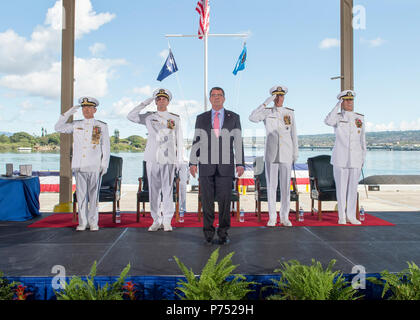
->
xmin=233 ymin=45 xmax=247 ymax=76
xmin=157 ymin=49 xmax=178 ymax=81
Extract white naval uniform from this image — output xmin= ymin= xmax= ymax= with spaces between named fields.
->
xmin=324 ymin=103 xmax=367 ymax=222
xmin=54 ymin=106 xmax=110 ymax=228
xmin=127 ymin=102 xmax=184 ymax=226
xmin=178 ymin=160 xmax=190 ymax=212
xmin=249 ymin=104 xmax=299 ymax=224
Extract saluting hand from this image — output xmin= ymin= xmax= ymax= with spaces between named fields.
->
xmin=190 ymin=165 xmax=198 ymax=178
xmin=263 ymin=95 xmax=275 ymax=107
xmin=65 ymin=104 xmax=80 ymax=116
xmin=236 ymin=166 xmax=245 ymax=177
xmin=143 ymin=97 xmax=155 ymax=106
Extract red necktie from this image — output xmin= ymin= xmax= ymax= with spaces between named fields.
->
xmin=213 ymin=111 xmax=220 ymax=138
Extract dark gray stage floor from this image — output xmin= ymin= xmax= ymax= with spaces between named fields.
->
xmin=1 ymin=211 xmax=420 ymax=277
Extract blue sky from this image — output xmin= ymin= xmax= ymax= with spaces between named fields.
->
xmin=0 ymin=0 xmax=419 ymax=140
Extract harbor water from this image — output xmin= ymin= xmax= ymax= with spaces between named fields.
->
xmin=1 ymin=148 xmax=419 ymax=184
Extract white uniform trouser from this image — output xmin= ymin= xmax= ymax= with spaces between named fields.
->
xmin=333 ymin=166 xmax=361 ymax=221
xmin=178 ymin=165 xmax=188 ymax=212
xmin=146 ymin=162 xmax=175 ymax=225
xmin=265 ymin=162 xmax=291 ymax=222
xmin=75 ymin=170 xmax=102 ymax=228
xmin=179 ymin=180 xmax=187 ymax=212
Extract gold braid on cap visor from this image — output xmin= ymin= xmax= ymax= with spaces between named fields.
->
xmin=156 ymin=93 xmax=170 ymax=100
xmin=272 ymin=90 xmax=285 ymax=96
xmin=81 ymin=98 xmax=97 ymax=107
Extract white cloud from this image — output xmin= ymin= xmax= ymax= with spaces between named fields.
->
xmin=360 ymin=37 xmax=386 ymax=48
xmin=133 ymin=85 xmax=155 ymax=96
xmin=0 ymin=1 xmax=122 ymax=100
xmin=366 ymin=118 xmax=420 ymax=132
xmin=0 ymin=62 xmax=61 ymax=99
xmin=319 ymin=38 xmax=340 ymax=49
xmin=366 ymin=121 xmax=396 ymax=132
xmin=74 ymin=58 xmax=126 ymax=98
xmin=159 ymin=49 xmax=169 ymax=60
xmin=0 ymin=58 xmax=126 ymax=99
xmin=0 ymin=0 xmax=115 ymax=75
xmin=46 ymin=0 xmax=116 ymax=39
xmin=0 ymin=28 xmax=59 ymax=74
xmin=21 ymin=100 xmax=34 ymax=110
xmin=110 ymin=97 xmax=142 ymax=118
xmin=400 ymin=118 xmax=420 ymax=131
xmin=89 ymin=42 xmax=106 ymax=56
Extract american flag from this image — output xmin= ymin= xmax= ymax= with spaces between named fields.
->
xmin=196 ymin=0 xmax=210 ymax=39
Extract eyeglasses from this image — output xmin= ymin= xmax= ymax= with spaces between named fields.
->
xmin=210 ymin=94 xmax=224 ymax=97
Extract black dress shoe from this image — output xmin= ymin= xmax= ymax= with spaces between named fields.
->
xmin=218 ymin=237 xmax=230 ymax=245
xmin=204 ymin=239 xmax=213 ymax=246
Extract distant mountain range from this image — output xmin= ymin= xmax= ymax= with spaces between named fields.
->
xmin=0 ymin=132 xmax=12 ymax=137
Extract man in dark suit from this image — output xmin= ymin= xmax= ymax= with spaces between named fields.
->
xmin=190 ymin=87 xmax=245 ymax=245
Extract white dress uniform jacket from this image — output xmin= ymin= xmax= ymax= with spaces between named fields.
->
xmin=324 ymin=103 xmax=367 ymax=169
xmin=249 ymin=105 xmax=298 ymax=164
xmin=54 ymin=106 xmax=110 ymax=173
xmin=127 ymin=100 xmax=184 ymax=229
xmin=127 ymin=102 xmax=183 ymax=167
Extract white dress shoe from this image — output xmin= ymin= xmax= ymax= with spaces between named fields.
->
xmin=148 ymin=222 xmax=163 ymax=232
xmin=282 ymin=220 xmax=293 ymax=227
xmin=76 ymin=225 xmax=87 ymax=231
xmin=266 ymin=220 xmax=276 ymax=227
xmin=347 ymin=219 xmax=361 ymax=225
xmin=90 ymin=226 xmax=99 ymax=231
xmin=163 ymin=223 xmax=173 ymax=232
xmin=338 ymin=219 xmax=347 ymax=225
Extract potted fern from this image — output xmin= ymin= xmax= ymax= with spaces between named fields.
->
xmin=174 ymin=248 xmax=255 ymax=300
xmin=55 ymin=261 xmax=131 ymax=300
xmin=267 ymin=259 xmax=361 ymax=300
xmin=367 ymin=261 xmax=420 ymax=300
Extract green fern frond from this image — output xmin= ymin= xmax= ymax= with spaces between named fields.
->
xmin=55 ymin=261 xmax=130 ymax=300
xmin=269 ymin=259 xmax=360 ymax=300
xmin=174 ymin=249 xmax=255 ymax=300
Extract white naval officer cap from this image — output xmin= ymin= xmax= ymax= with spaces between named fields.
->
xmin=153 ymin=88 xmax=172 ymax=102
xmin=79 ymin=97 xmax=99 ymax=107
xmin=270 ymin=85 xmax=288 ymax=96
xmin=337 ymin=90 xmax=356 ymax=100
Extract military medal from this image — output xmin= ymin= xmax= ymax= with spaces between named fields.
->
xmin=355 ymin=118 xmax=363 ymax=128
xmin=284 ymin=115 xmax=291 ymax=126
xmin=167 ymin=119 xmax=175 ymax=129
xmin=91 ymin=126 xmax=101 ymax=145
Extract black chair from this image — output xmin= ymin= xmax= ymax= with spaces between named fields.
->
xmin=307 ymin=155 xmax=359 ymax=221
xmin=197 ymin=178 xmax=240 ymax=222
xmin=136 ymin=161 xmax=180 ymax=222
xmin=73 ymin=155 xmax=123 ymax=223
xmin=253 ymin=157 xmax=299 ymax=222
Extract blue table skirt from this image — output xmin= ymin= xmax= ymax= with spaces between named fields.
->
xmin=4 ymin=273 xmax=385 ymax=300
xmin=0 ymin=176 xmax=41 ymax=221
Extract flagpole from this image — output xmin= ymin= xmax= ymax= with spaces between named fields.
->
xmin=204 ymin=32 xmax=208 ymax=111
